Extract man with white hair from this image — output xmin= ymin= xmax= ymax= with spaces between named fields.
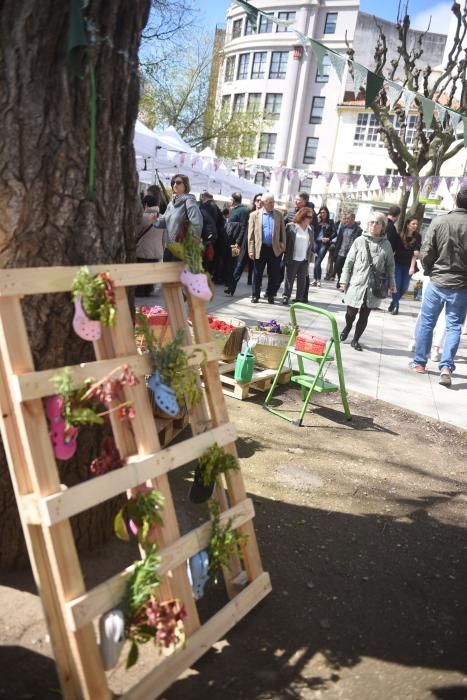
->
xmin=248 ymin=193 xmax=286 ymax=303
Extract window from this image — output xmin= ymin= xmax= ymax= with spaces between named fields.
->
xmin=324 ymin=12 xmax=337 ymax=34
xmin=237 ymin=53 xmax=250 ymax=80
xmin=254 ymin=171 xmax=271 ymax=187
xmin=276 ymin=11 xmax=295 ymax=31
xmin=225 ymin=56 xmax=235 ymax=82
xmin=247 ymin=93 xmax=261 ymax=111
xmin=245 ymin=17 xmax=256 ymax=34
xmin=385 ymin=167 xmax=398 ymax=176
xmin=232 ymin=18 xmax=243 ymax=39
xmin=309 ymin=96 xmax=325 ymax=124
xmin=404 ymin=115 xmax=417 ymax=145
xmin=251 ymin=51 xmax=267 ymax=79
xmin=353 ymin=113 xmax=384 ymax=148
xmin=315 ymin=54 xmax=331 ymax=82
xmin=258 ymin=12 xmax=273 ymax=33
xmin=269 ymin=51 xmax=288 ymax=79
xmin=221 ymin=95 xmax=231 ymax=113
xmin=264 ymin=93 xmax=282 ymax=118
xmin=233 ymin=93 xmax=245 ymax=113
xmin=258 ymin=133 xmax=277 ymax=159
xmin=303 ymin=137 xmax=319 ymax=164
xmin=348 ymin=165 xmax=361 ymax=173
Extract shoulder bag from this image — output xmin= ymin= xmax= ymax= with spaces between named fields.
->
xmin=363 ymin=238 xmax=388 ymax=299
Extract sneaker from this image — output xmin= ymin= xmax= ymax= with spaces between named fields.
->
xmin=281 ymin=296 xmax=289 ymax=305
xmin=388 ymin=302 xmax=394 ymax=312
xmin=317 ymin=281 xmax=321 ymax=287
xmin=251 ymin=297 xmax=259 ymax=304
xmin=409 ymin=361 xmax=426 ymax=373
xmin=439 ymin=368 xmax=452 ymax=387
xmin=267 ymin=297 xmax=275 ymax=304
xmin=311 ymin=280 xmax=317 ymax=287
xmin=430 ymin=346 xmax=440 ymax=363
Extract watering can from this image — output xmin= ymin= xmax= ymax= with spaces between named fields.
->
xmin=234 ymin=342 xmax=255 ymax=384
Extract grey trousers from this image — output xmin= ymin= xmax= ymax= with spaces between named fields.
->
xmin=284 ymin=259 xmax=308 ymax=300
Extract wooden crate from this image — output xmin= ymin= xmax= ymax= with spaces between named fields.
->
xmin=0 ymin=262 xmax=270 ymax=700
xmin=218 ymin=361 xmax=291 ymax=400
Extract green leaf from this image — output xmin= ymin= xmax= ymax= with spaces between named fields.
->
xmin=114 ymin=510 xmax=129 ymax=542
xmin=126 ymin=639 xmax=139 ymax=669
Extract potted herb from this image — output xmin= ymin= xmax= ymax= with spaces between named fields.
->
xmin=207 ymin=500 xmax=248 ymax=583
xmin=123 ymin=547 xmax=187 ymax=668
xmin=189 ymin=443 xmax=239 ymax=504
xmin=168 ymin=228 xmax=212 ymax=301
xmin=136 ymin=314 xmax=204 ymax=417
xmin=114 ymin=488 xmax=164 ymax=552
xmin=71 ymin=266 xmax=117 ymax=341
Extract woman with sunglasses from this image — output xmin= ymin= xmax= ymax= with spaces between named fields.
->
xmin=387 ymin=216 xmax=421 ymax=315
xmin=312 ymin=206 xmax=336 ymax=287
xmin=153 ymin=173 xmax=203 ymax=261
xmin=339 ymin=211 xmax=396 ymax=351
xmin=282 ymin=207 xmax=315 ymax=304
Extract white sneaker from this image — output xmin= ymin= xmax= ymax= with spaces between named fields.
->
xmin=430 ymin=346 xmax=440 ymax=363
xmin=408 ymin=341 xmax=415 ymax=352
xmin=439 ymin=368 xmax=452 ymax=387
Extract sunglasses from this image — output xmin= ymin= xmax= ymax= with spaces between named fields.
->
xmin=368 ymin=220 xmax=382 ymax=225
xmin=173 ymin=180 xmax=184 ymax=185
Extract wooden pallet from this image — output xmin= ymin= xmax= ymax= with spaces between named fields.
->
xmin=0 ymin=262 xmax=270 ymax=700
xmin=218 ymin=361 xmax=291 ymax=400
xmin=155 ymin=412 xmax=190 ymax=448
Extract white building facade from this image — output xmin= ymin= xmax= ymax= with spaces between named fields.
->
xmin=215 ymin=2 xmax=464 ymax=206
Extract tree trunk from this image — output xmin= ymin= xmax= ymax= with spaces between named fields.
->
xmin=0 ymin=0 xmax=150 ymax=566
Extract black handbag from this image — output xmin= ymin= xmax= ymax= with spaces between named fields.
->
xmin=363 ymin=238 xmax=388 ymax=299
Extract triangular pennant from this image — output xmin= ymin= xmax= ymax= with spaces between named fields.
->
xmin=312 ymin=170 xmax=321 ymax=178
xmin=419 ymin=176 xmax=427 ymax=190
xmin=336 ymin=173 xmax=348 ymax=186
xmin=403 ymin=89 xmax=416 ymax=117
xmin=418 ymin=95 xmax=435 ymax=129
xmin=179 ymin=154 xmax=186 ymax=166
xmin=391 ymin=176 xmax=401 ymax=189
xmin=444 ymin=176 xmax=454 ymax=191
xmin=323 ymin=171 xmax=334 ymax=184
xmin=349 ymin=173 xmax=361 ymax=186
xmin=327 ymin=51 xmax=346 ymax=82
xmin=351 ymin=62 xmax=368 ymax=95
xmin=386 ymin=81 xmax=402 ymax=110
xmin=234 ymin=0 xmax=258 ymax=28
xmin=460 ymin=176 xmax=467 ymax=189
xmin=214 ymin=158 xmax=221 ymax=171
xmin=447 ymin=109 xmax=462 ymax=132
xmin=434 ymin=102 xmax=446 ymax=126
xmin=430 ymin=177 xmax=441 ymax=193
xmin=377 ymin=175 xmax=389 ymax=190
xmin=403 ymin=176 xmax=416 ymax=190
xmin=366 ymin=72 xmax=384 ymax=108
xmin=309 ymin=38 xmax=329 ymax=72
xmin=291 ymin=28 xmax=311 ymax=49
xmin=363 ymin=174 xmax=373 ymax=187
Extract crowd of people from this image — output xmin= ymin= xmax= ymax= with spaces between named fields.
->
xmin=138 ymin=174 xmax=467 ymax=387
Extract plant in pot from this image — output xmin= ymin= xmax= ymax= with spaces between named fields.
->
xmin=136 ymin=314 xmax=204 ymax=418
xmin=114 ymin=487 xmax=165 ymax=552
xmin=71 ymin=266 xmax=117 ymax=341
xmin=189 ymin=443 xmax=239 ymax=504
xmin=167 ymin=227 xmax=213 ymax=301
xmin=122 ymin=547 xmax=187 ymax=668
xmin=48 ymin=365 xmax=137 ymax=460
xmin=207 ymin=500 xmax=249 ymax=584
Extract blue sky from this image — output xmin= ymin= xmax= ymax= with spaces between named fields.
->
xmin=198 ymin=0 xmax=452 ymax=32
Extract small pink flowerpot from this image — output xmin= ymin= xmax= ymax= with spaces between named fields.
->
xmin=73 ymin=297 xmax=102 ymax=341
xmin=180 ymin=268 xmax=212 ymax=302
xmin=46 ymin=395 xmax=78 ymax=461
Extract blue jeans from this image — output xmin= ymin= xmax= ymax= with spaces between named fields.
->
xmin=392 ymin=263 xmax=411 ymax=308
xmin=313 ymin=241 xmax=328 ymax=280
xmin=414 ymin=282 xmax=467 ymax=371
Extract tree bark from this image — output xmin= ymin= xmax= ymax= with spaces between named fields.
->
xmin=0 ymin=0 xmax=150 ymax=566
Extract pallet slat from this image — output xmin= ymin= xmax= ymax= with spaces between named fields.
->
xmin=65 ymin=498 xmax=255 ymax=631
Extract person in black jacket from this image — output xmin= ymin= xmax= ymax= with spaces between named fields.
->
xmin=387 ymin=216 xmax=421 ymax=315
xmin=334 ymin=212 xmax=362 ymax=288
xmin=225 ymin=192 xmax=262 ymax=296
xmin=312 ymin=206 xmax=336 ymax=287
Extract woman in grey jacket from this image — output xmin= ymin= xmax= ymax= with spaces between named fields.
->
xmin=340 ymin=211 xmax=396 ymax=351
xmin=282 ymin=207 xmax=315 ymax=304
xmin=153 ymin=173 xmax=203 ymax=261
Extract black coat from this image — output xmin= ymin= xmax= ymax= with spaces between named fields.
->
xmin=335 ymin=222 xmax=362 ymax=257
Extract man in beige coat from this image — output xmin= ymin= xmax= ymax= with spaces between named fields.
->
xmin=248 ymin=193 xmax=286 ymax=303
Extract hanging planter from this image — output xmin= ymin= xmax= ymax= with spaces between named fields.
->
xmin=122 ymin=547 xmax=187 ymax=669
xmin=89 ymin=436 xmax=123 ymax=477
xmin=48 ymin=365 xmax=137 ymax=461
xmin=136 ymin=315 xmax=204 ymax=418
xmin=71 ymin=267 xmax=117 ymax=341
xmin=99 ymin=608 xmax=125 ymax=671
xmin=186 ymin=550 xmax=210 ymax=600
xmin=167 ymin=228 xmax=213 ymax=302
xmin=207 ymin=500 xmax=249 ymax=584
xmin=189 ymin=443 xmax=239 ymax=504
xmin=114 ymin=488 xmax=164 ymax=552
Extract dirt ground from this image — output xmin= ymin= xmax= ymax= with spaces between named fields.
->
xmin=1 ymin=386 xmax=467 ymax=700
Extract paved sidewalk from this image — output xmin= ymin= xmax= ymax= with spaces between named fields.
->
xmin=144 ymin=274 xmax=467 ymax=430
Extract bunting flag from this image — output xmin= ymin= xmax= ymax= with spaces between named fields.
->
xmin=179 ymin=154 xmax=186 ymax=166
xmin=366 ymin=71 xmax=385 ymax=108
xmin=434 ymin=102 xmax=446 ymax=125
xmin=328 ymin=51 xmax=346 ymax=81
xmin=447 ymin=109 xmax=462 ymax=132
xmin=419 ymin=176 xmax=427 ymax=190
xmin=323 ymin=171 xmax=334 ymax=183
xmin=387 ymin=81 xmax=402 ymax=110
xmin=418 ymin=95 xmax=435 ymax=129
xmin=391 ymin=176 xmax=401 ymax=189
xmin=336 ymin=173 xmax=349 ymax=186
xmin=403 ymin=89 xmax=416 ymax=117
xmin=234 ymin=0 xmax=258 ymax=28
xmin=377 ymin=175 xmax=389 ymax=190
xmin=291 ymin=28 xmax=311 ymax=52
xmin=351 ymin=62 xmax=368 ymax=95
xmin=214 ymin=158 xmax=221 ymax=171
xmin=430 ymin=176 xmax=441 ymax=193
xmin=363 ymin=175 xmax=374 ymax=187
xmin=402 ymin=176 xmax=416 ymax=190
xmin=349 ymin=172 xmax=361 ymax=186
xmin=444 ymin=176 xmax=454 ymax=191
xmin=309 ymin=38 xmax=329 ymax=72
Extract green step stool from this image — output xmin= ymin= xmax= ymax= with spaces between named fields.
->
xmin=263 ymin=302 xmax=351 ymax=426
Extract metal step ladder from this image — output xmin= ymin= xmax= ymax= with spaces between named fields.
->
xmin=263 ymin=302 xmax=352 ymax=426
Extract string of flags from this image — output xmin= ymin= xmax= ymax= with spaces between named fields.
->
xmin=234 ymin=0 xmax=467 ymax=147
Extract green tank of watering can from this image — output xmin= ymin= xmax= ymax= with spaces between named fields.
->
xmin=234 ymin=345 xmax=255 ymax=383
